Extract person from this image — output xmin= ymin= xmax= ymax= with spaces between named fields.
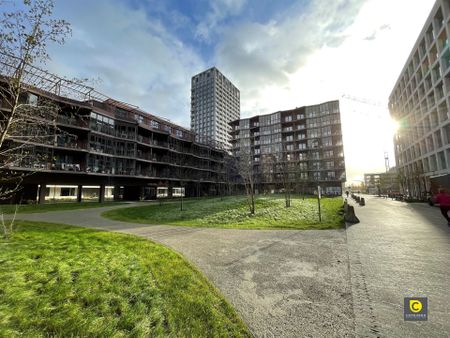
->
xmin=433 ymin=188 xmax=450 ymax=226
xmin=345 ymin=190 xmax=349 ymax=198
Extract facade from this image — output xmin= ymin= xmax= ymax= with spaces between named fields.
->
xmin=230 ymin=100 xmax=346 ymax=195
xmin=0 ymin=72 xmax=226 ymax=203
xmin=191 ymin=67 xmax=240 ymax=149
xmin=364 ymin=173 xmax=381 ymax=195
xmin=389 ymin=0 xmax=450 ymax=198
xmin=364 ymin=168 xmax=400 ymax=195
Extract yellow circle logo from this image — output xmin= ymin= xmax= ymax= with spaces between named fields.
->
xmin=409 ymin=300 xmax=422 ymax=313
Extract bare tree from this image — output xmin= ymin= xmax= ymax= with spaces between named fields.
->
xmin=237 ymin=144 xmax=255 ymax=215
xmin=259 ymin=153 xmax=275 ymax=195
xmin=294 ymin=161 xmax=309 ymax=200
xmin=0 ymin=0 xmax=71 ymax=201
xmin=169 ymin=141 xmax=197 ymax=211
xmin=224 ymin=154 xmax=238 ymax=196
xmin=276 ymin=147 xmax=296 ymax=208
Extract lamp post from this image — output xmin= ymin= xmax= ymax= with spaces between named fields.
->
xmin=317 ymin=185 xmax=322 ymax=222
xmin=311 ymin=138 xmax=322 ymax=222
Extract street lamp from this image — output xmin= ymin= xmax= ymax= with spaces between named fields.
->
xmin=311 ymin=138 xmax=322 ymax=222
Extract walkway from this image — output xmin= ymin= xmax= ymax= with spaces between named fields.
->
xmin=13 ymin=203 xmax=354 ymax=338
xmin=347 ymin=195 xmax=450 ymax=337
xmin=13 ymin=196 xmax=450 ymax=337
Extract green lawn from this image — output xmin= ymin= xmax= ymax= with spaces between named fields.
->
xmin=0 ymin=222 xmax=251 ymax=337
xmin=0 ymin=201 xmax=126 ymax=215
xmin=103 ymin=195 xmax=344 ymax=229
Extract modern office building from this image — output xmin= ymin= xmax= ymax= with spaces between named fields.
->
xmin=364 ymin=168 xmax=400 ymax=195
xmin=0 ymin=60 xmax=226 ymax=203
xmin=230 ymin=100 xmax=346 ymax=195
xmin=191 ymin=67 xmax=240 ymax=149
xmin=389 ymin=0 xmax=450 ymax=197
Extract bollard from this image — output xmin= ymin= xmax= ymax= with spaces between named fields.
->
xmin=359 ymin=197 xmax=365 ymax=206
xmin=344 ymin=205 xmax=360 ymax=224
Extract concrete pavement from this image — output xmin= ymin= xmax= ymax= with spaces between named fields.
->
xmin=9 ymin=196 xmax=450 ymax=337
xmin=12 ymin=204 xmax=354 ymax=338
xmin=346 ymin=195 xmax=450 ymax=337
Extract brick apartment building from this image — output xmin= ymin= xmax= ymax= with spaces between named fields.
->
xmin=0 ymin=62 xmax=226 ymax=203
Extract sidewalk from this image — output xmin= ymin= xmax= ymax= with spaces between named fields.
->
xmin=346 ymin=195 xmax=450 ymax=337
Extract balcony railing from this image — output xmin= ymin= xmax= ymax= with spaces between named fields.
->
xmin=57 ymin=115 xmax=89 ymax=128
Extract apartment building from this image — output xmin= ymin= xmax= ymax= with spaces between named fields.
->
xmin=0 ymin=64 xmax=226 ymax=203
xmin=389 ymin=0 xmax=450 ymax=197
xmin=230 ymin=101 xmax=346 ymax=195
xmin=364 ymin=168 xmax=399 ymax=195
xmin=191 ymin=67 xmax=240 ymax=149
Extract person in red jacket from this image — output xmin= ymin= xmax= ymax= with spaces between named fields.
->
xmin=434 ymin=188 xmax=450 ymax=226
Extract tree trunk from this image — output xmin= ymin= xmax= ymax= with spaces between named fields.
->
xmin=251 ymin=192 xmax=255 ymax=214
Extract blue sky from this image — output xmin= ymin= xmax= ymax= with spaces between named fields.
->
xmin=1 ymin=0 xmax=437 ymax=180
xmin=43 ymin=0 xmax=367 ymax=123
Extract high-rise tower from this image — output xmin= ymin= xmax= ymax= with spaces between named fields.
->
xmin=191 ymin=67 xmax=240 ymax=149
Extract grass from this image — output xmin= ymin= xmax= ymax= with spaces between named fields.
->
xmin=103 ymin=195 xmax=344 ymax=229
xmin=0 ymin=201 xmax=126 ymax=215
xmin=0 ymin=221 xmax=251 ymax=337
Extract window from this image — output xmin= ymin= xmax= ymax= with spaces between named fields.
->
xmin=60 ymin=187 xmax=76 ymax=196
xmin=28 ymin=93 xmax=38 ymax=106
xmin=271 ymin=113 xmax=280 ymax=124
xmin=135 ymin=114 xmax=144 ymax=124
xmin=322 ymin=137 xmax=333 ymax=147
xmin=151 ymin=120 xmax=160 ymax=129
xmin=324 ymin=150 xmax=334 ymax=158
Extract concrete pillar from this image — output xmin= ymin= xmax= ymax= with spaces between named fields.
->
xmin=38 ymin=184 xmax=46 ymax=204
xmin=113 ymin=185 xmax=121 ymax=201
xmin=168 ymin=182 xmax=173 ymax=198
xmin=77 ymin=185 xmax=82 ymax=203
xmin=99 ymin=184 xmax=105 ymax=203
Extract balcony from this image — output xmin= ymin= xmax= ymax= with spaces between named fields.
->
xmin=57 ymin=115 xmax=89 ymax=129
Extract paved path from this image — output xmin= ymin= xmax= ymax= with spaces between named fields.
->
xmin=11 ymin=197 xmax=450 ymax=337
xmin=347 ymin=195 xmax=450 ymax=337
xmin=12 ymin=203 xmax=354 ymax=338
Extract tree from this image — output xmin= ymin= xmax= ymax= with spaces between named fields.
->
xmin=236 ymin=144 xmax=255 ymax=214
xmin=276 ymin=146 xmax=296 ymax=208
xmin=224 ymin=154 xmax=238 ymax=196
xmin=0 ymin=0 xmax=71 ymax=201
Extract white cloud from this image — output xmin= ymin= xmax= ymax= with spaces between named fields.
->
xmin=215 ymin=0 xmax=366 ymax=114
xmin=195 ymin=0 xmax=247 ymax=41
xmin=43 ymin=0 xmax=438 ymax=181
xmin=214 ymin=0 xmax=436 ymax=181
xmin=47 ymin=0 xmax=204 ymax=126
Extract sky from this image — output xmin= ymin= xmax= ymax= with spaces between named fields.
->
xmin=2 ymin=0 xmax=437 ymax=182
